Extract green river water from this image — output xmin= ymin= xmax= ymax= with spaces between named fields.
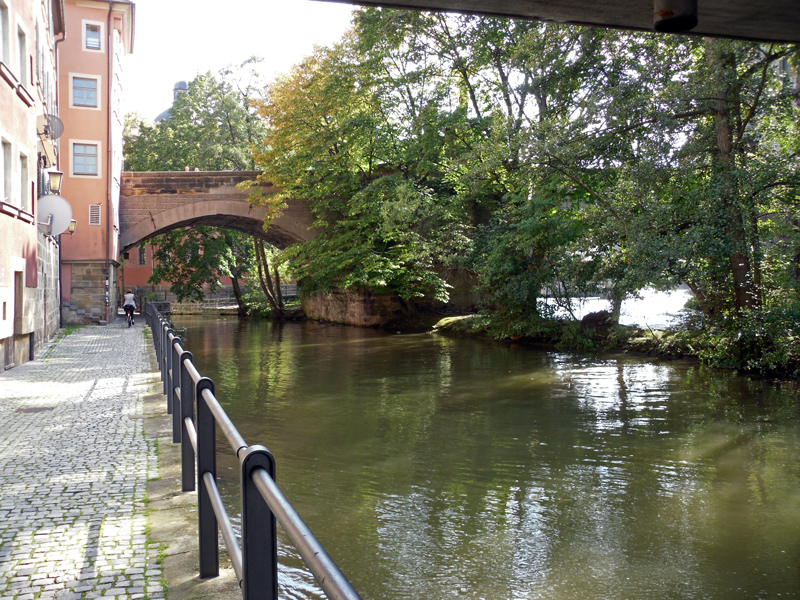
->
xmin=173 ymin=315 xmax=800 ymax=600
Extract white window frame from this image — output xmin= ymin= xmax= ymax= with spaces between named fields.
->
xmin=16 ymin=21 xmax=28 ymax=87
xmin=82 ymin=20 xmax=104 ymax=53
xmin=70 ymin=140 xmax=102 ymax=178
xmin=19 ymin=151 xmax=29 ymax=213
xmin=1 ymin=136 xmax=12 ymax=206
xmin=69 ymin=73 xmax=101 ymax=110
xmin=0 ymin=1 xmax=10 ymax=66
xmin=138 ymin=246 xmax=146 ymax=266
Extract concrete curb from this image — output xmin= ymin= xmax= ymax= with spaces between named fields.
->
xmin=140 ymin=332 xmax=241 ymax=600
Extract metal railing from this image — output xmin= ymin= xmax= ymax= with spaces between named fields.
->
xmin=146 ymin=300 xmax=172 ymax=317
xmin=145 ymin=303 xmax=362 ymax=600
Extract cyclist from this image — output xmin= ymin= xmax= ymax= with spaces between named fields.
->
xmin=122 ymin=289 xmax=136 ymax=326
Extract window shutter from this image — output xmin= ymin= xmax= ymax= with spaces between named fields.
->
xmin=89 ymin=204 xmax=101 ymax=225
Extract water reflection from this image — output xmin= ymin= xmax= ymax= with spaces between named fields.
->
xmin=175 ymin=316 xmax=800 ymax=600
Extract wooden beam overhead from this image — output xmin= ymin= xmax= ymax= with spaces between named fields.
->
xmin=320 ymin=0 xmax=800 ymax=43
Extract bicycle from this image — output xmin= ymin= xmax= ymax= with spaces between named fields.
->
xmin=124 ymin=306 xmax=135 ymax=327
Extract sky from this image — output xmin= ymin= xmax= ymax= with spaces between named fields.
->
xmin=124 ymin=0 xmax=356 ymax=121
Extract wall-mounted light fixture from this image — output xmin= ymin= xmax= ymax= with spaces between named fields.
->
xmin=68 ymin=219 xmax=77 ymax=237
xmin=48 ymin=170 xmax=64 ymax=195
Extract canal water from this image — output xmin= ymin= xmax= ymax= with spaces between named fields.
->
xmin=173 ymin=315 xmax=800 ymax=600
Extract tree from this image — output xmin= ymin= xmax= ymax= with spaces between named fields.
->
xmin=339 ymin=11 xmax=800 ymax=364
xmin=148 ymin=227 xmax=252 ymax=316
xmin=250 ymin=37 xmax=469 ymax=303
xmin=252 ymin=237 xmax=285 ymax=316
xmin=124 ymin=59 xmax=268 ymax=171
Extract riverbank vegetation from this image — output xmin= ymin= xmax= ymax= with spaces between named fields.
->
xmin=124 ymin=10 xmax=800 ymax=376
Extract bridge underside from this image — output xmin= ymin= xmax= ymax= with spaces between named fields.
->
xmin=321 ymin=0 xmax=799 ymax=43
xmin=118 ymin=172 xmax=317 ymax=254
xmin=119 ymin=200 xmax=309 ymax=253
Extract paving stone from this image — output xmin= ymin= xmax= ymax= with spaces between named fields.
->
xmin=0 ymin=325 xmax=165 ymax=600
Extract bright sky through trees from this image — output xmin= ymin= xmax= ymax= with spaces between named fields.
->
xmin=124 ymin=0 xmax=354 ymax=121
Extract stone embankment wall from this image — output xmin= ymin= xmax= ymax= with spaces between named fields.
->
xmin=302 ymin=268 xmax=480 ymax=328
xmin=302 ymin=289 xmax=408 ymax=327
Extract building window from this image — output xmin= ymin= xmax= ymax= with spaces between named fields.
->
xmin=73 ymin=143 xmax=98 ymax=176
xmin=73 ymin=76 xmax=98 ymax=107
xmin=138 ymin=246 xmax=146 ymax=266
xmin=1 ymin=139 xmax=11 ymax=205
xmin=17 ymin=26 xmax=26 ymax=86
xmin=84 ymin=23 xmax=101 ymax=51
xmin=89 ymin=204 xmax=101 ymax=225
xmin=19 ymin=154 xmax=28 ymax=212
xmin=0 ymin=1 xmax=9 ymax=65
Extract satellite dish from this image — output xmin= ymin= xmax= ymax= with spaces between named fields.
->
xmin=36 ymin=114 xmax=65 ymax=140
xmin=37 ymin=194 xmax=73 ymax=235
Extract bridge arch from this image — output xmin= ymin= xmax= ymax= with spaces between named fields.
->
xmin=118 ymin=171 xmax=316 ymax=253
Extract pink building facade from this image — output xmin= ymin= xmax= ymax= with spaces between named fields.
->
xmin=0 ymin=0 xmax=64 ymax=369
xmin=58 ymin=0 xmax=133 ymax=325
xmin=0 ymin=0 xmax=135 ymax=369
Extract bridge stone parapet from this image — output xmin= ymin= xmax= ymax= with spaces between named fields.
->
xmin=119 ymin=171 xmax=316 ymax=253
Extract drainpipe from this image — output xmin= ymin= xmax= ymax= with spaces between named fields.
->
xmin=58 ymin=235 xmax=62 ymax=327
xmin=55 ymin=29 xmax=65 ymax=328
xmin=105 ymin=2 xmax=116 ymax=323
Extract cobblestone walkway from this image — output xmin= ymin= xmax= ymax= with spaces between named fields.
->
xmin=0 ymin=321 xmax=164 ymax=600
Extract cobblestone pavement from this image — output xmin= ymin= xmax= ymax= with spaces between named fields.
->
xmin=0 ymin=320 xmax=165 ymax=600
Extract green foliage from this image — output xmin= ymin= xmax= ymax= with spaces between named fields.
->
xmin=251 ymin=39 xmax=470 ymax=302
xmin=284 ymin=176 xmax=468 ymax=300
xmin=124 ymin=60 xmax=267 ymax=171
xmin=60 ymin=325 xmax=83 ymax=337
xmin=148 ymin=227 xmax=252 ymax=304
xmin=693 ymin=308 xmax=800 ymax=375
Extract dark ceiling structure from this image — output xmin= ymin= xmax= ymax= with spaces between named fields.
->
xmin=321 ymin=0 xmax=800 ymax=43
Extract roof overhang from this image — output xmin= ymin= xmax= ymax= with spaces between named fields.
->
xmin=319 ymin=0 xmax=800 ymax=43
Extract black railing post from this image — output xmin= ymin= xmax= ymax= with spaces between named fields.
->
xmin=196 ymin=376 xmax=219 ymax=578
xmin=159 ymin=320 xmax=166 ymax=386
xmin=151 ymin=309 xmax=160 ymax=376
xmin=239 ymin=445 xmax=278 ymax=600
xmin=164 ymin=327 xmax=174 ymax=408
xmin=171 ymin=337 xmax=183 ymax=443
xmin=161 ymin=323 xmax=170 ymax=396
xmin=155 ymin=316 xmax=163 ymax=383
xmin=179 ymin=351 xmax=195 ymax=492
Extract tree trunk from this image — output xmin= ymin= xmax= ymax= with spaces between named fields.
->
xmin=609 ymin=287 xmax=623 ymax=325
xmin=230 ymin=273 xmax=248 ymax=317
xmin=686 ymin=280 xmax=716 ymax=319
xmin=274 ymin=266 xmax=283 ymax=307
xmin=253 ymin=237 xmax=283 ymax=317
xmin=707 ymin=39 xmax=757 ymax=314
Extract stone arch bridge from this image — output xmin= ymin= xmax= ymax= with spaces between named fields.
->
xmin=119 ymin=171 xmax=316 ymax=253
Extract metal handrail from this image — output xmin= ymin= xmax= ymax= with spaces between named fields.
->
xmin=145 ymin=303 xmax=362 ymax=600
xmin=204 ymin=470 xmax=244 ymax=581
xmin=252 ymin=469 xmax=362 ymax=600
xmin=200 ymin=387 xmax=247 ymax=456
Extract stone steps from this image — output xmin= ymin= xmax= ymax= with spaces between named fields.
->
xmin=61 ymin=300 xmax=108 ymax=326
